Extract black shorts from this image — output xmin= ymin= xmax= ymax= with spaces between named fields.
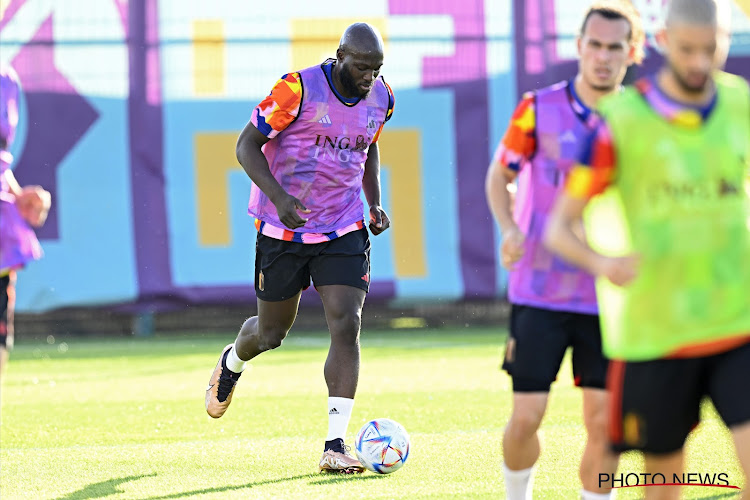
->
xmin=608 ymin=340 xmax=750 ymax=454
xmin=0 ymin=271 xmax=16 ymax=349
xmin=254 ymin=228 xmax=371 ymax=302
xmin=502 ymin=304 xmax=608 ymax=392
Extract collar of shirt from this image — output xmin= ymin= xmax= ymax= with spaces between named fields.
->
xmin=635 ymin=75 xmax=717 ymax=128
xmin=322 ymin=59 xmax=360 ymax=105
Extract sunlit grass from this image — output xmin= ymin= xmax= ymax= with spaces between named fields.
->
xmin=0 ymin=328 xmax=743 ymax=499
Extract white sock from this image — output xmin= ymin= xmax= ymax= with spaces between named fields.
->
xmin=581 ymin=490 xmax=612 ymax=500
xmin=326 ymin=397 xmax=354 ymax=441
xmin=225 ymin=345 xmax=247 ymax=373
xmin=503 ymin=463 xmax=534 ymax=500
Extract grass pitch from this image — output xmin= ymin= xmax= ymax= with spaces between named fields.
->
xmin=0 ymin=327 xmax=743 ymax=499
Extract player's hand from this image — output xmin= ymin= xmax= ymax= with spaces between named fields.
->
xmin=16 ymin=185 xmax=51 ymax=227
xmin=595 ymin=254 xmax=640 ymax=287
xmin=368 ymin=205 xmax=390 ymax=235
xmin=274 ymin=194 xmax=310 ymax=229
xmin=500 ymin=226 xmax=525 ymax=270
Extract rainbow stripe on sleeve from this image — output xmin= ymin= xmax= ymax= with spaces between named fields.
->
xmin=493 ymin=93 xmax=536 ymax=172
xmin=251 ymin=73 xmax=303 ymax=139
xmin=566 ymin=122 xmax=616 ymax=199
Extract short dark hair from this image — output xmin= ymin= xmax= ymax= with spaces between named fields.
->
xmin=580 ymin=1 xmax=646 ymax=63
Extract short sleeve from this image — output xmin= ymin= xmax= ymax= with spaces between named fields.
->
xmin=372 ymin=79 xmax=395 ymax=143
xmin=565 ymin=118 xmax=618 ymax=199
xmin=492 ymin=92 xmax=537 ymax=172
xmin=251 ymin=73 xmax=303 ymax=139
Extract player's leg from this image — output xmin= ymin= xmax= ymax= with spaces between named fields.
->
xmin=205 ymin=234 xmax=310 ymax=418
xmin=608 ymin=358 xmax=702 ymax=500
xmin=317 ymin=284 xmax=366 ymax=471
xmin=233 ymin=295 xmax=302 ymax=360
xmin=707 ymin=341 xmax=750 ymax=500
xmin=318 ymin=285 xmax=365 ymax=400
xmin=0 ymin=271 xmax=16 ymax=379
xmin=731 ymin=422 xmax=750 ymax=500
xmin=205 ymin=295 xmax=302 ymax=418
xmin=570 ymin=312 xmax=618 ymax=498
xmin=580 ymin=389 xmax=618 ymax=498
xmin=310 ymin=229 xmax=370 ymax=473
xmin=502 ymin=305 xmax=570 ymax=499
xmin=504 ymin=392 xmax=549 ymax=468
xmin=643 ymin=450 xmax=684 ymax=500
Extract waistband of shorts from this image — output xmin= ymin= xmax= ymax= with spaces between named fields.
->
xmin=255 ymin=219 xmax=365 ymax=244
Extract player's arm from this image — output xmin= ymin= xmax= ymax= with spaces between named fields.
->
xmin=486 ymin=161 xmax=522 ymax=269
xmin=236 ymin=73 xmax=310 ymax=229
xmin=363 ymin=82 xmax=395 ymax=236
xmin=362 ymin=142 xmax=388 ymax=235
xmin=544 ymin=123 xmax=639 ymax=287
xmin=485 ymin=94 xmax=535 ymax=270
xmin=363 ymin=141 xmax=390 ymax=236
xmin=2 ymin=167 xmax=50 ymax=227
xmin=2 ymin=168 xmax=22 ymax=197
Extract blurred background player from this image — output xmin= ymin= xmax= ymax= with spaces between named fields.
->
xmin=204 ymin=23 xmax=395 ymax=473
xmin=0 ymin=64 xmax=51 ymax=379
xmin=545 ymin=0 xmax=750 ymax=498
xmin=485 ymin=2 xmax=644 ymax=498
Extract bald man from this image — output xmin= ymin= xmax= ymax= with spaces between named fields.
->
xmin=545 ymin=0 xmax=750 ymax=498
xmin=205 ymin=22 xmax=395 ymax=473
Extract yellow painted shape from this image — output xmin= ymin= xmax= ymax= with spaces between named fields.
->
xmin=290 ymin=18 xmax=387 ymax=71
xmin=736 ymin=0 xmax=750 ymax=16
xmin=195 ymin=132 xmax=242 ymax=246
xmin=378 ymin=129 xmax=427 ymax=278
xmin=193 ymin=20 xmax=225 ymax=96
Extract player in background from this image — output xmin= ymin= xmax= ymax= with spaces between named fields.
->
xmin=545 ymin=0 xmax=750 ymax=498
xmin=485 ymin=2 xmax=644 ymax=498
xmin=0 ymin=65 xmax=51 ymax=379
xmin=204 ymin=23 xmax=394 ymax=474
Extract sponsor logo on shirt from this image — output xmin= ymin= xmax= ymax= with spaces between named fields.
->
xmin=312 ymin=134 xmax=371 ymax=162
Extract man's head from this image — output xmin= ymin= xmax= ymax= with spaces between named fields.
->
xmin=577 ymin=1 xmax=645 ymax=92
xmin=335 ymin=23 xmax=384 ymax=98
xmin=658 ymin=0 xmax=731 ymax=94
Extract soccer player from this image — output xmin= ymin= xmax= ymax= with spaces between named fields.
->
xmin=485 ymin=2 xmax=644 ymax=498
xmin=544 ymin=0 xmax=750 ymax=498
xmin=204 ymin=23 xmax=394 ymax=474
xmin=0 ymin=65 xmax=51 ymax=380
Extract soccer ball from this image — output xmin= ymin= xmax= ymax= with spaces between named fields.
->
xmin=354 ymin=418 xmax=410 ymax=474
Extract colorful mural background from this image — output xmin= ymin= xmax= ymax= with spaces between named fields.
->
xmin=1 ymin=0 xmax=749 ymax=312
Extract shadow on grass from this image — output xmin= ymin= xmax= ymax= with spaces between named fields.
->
xmin=54 ymin=473 xmax=157 ymax=500
xmin=140 ymin=473 xmax=381 ymax=499
xmin=307 ymin=473 xmax=385 ymax=485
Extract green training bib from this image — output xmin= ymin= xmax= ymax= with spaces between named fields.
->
xmin=586 ymin=72 xmax=750 ymax=360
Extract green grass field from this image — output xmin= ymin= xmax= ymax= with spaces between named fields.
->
xmin=0 ymin=327 xmax=744 ymax=499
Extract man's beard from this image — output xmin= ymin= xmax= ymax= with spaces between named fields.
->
xmin=585 ymin=74 xmax=616 ymax=93
xmin=668 ymin=62 xmax=708 ymax=95
xmin=589 ymin=83 xmax=616 ymax=92
xmin=340 ymin=66 xmax=369 ymax=98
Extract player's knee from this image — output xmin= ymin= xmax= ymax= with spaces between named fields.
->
xmin=328 ymin=309 xmax=362 ymax=340
xmin=508 ymin=408 xmax=544 ymax=438
xmin=257 ymin=327 xmax=289 ymax=351
xmin=584 ymin=408 xmax=609 ymax=442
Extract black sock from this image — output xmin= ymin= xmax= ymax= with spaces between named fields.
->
xmin=324 ymin=438 xmax=345 ymax=453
